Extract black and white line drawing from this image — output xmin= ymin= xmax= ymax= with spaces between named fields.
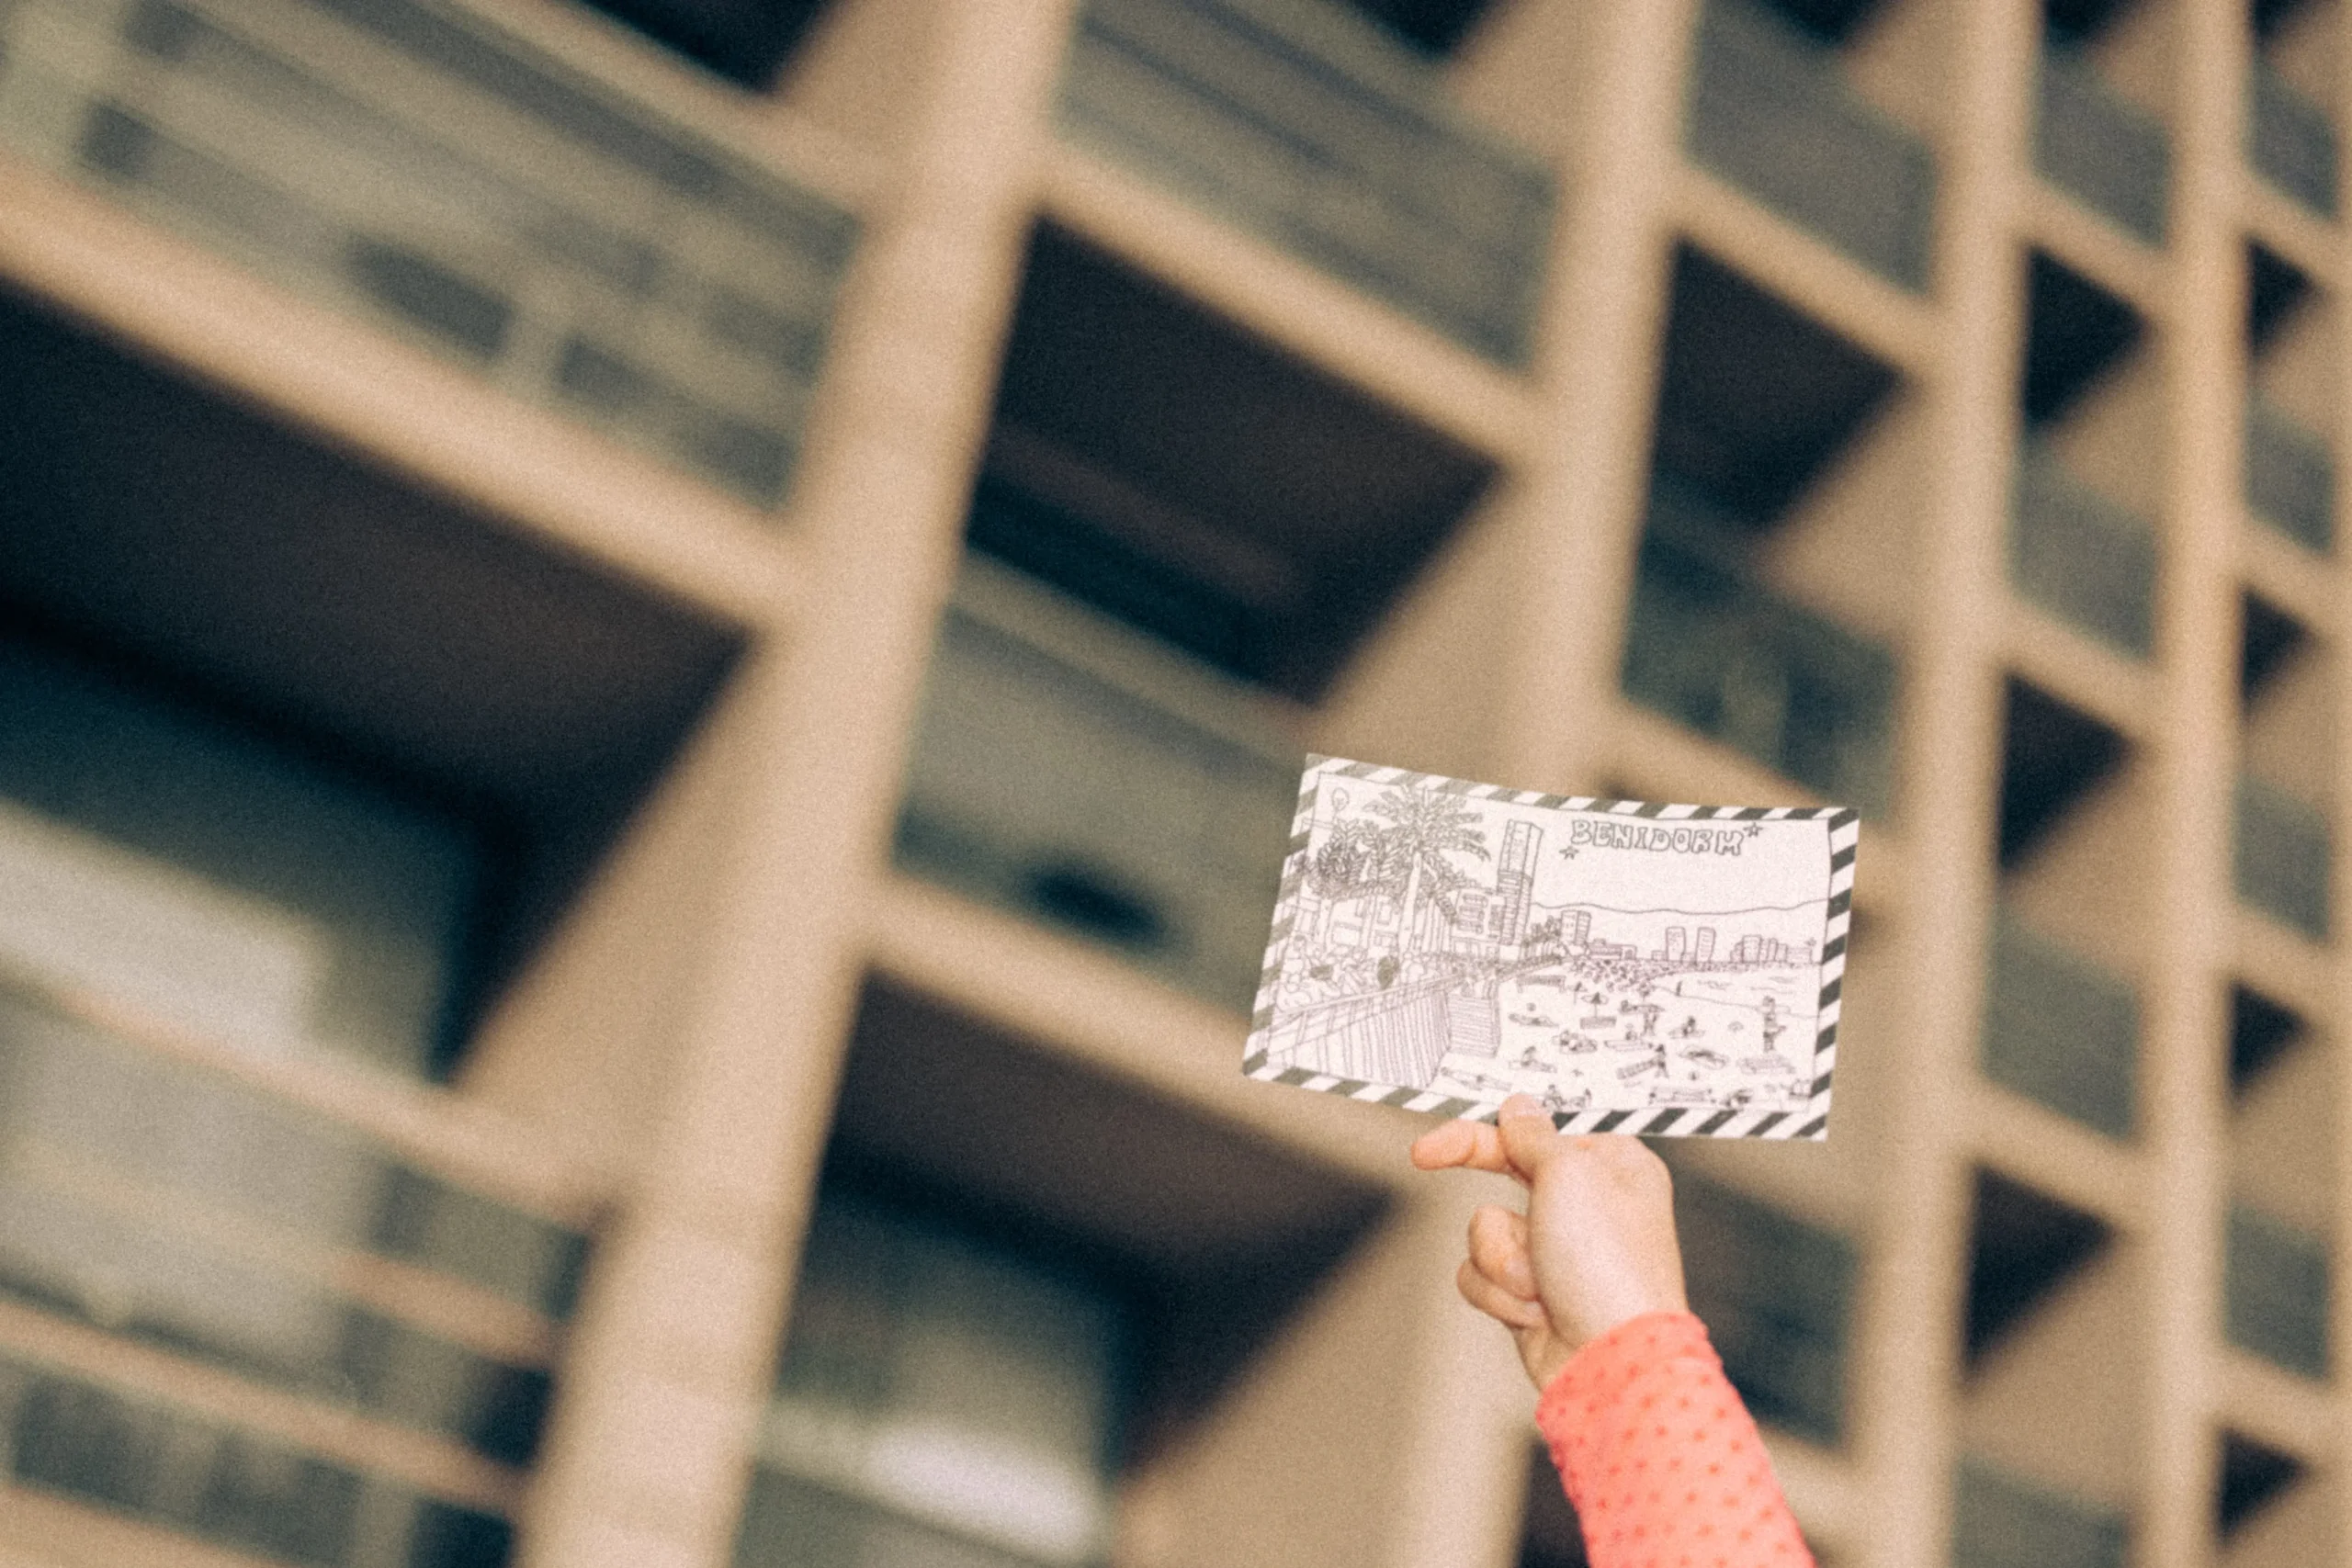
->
xmin=1243 ymin=756 xmax=1858 ymax=1140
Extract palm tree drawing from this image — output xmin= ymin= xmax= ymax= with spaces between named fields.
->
xmin=1306 ymin=815 xmax=1398 ymax=942
xmin=1307 ymin=817 xmax=1393 ymax=903
xmin=1365 ymin=785 xmax=1490 ymax=952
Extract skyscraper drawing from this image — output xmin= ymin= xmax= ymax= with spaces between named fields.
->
xmin=1494 ymin=819 xmax=1540 ymax=946
xmin=1666 ymin=926 xmax=1687 ymax=962
xmin=1695 ymin=927 xmax=1716 ymax=964
xmin=1453 ymin=890 xmax=1490 ymax=953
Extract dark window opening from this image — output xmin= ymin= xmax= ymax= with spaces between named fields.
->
xmin=573 ymin=0 xmax=831 ymax=89
xmin=2218 ymin=1428 xmax=2305 ymax=1538
xmin=2229 ymin=984 xmax=2306 ymax=1096
xmin=1964 ymin=1167 xmax=2114 ymax=1367
xmin=2022 ymin=251 xmax=2143 ymax=429
xmin=1996 ymin=677 xmax=2128 ymax=866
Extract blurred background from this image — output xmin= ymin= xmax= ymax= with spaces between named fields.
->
xmin=0 ymin=0 xmax=2341 ymax=1565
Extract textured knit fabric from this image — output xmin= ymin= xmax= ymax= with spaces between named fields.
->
xmin=1534 ymin=1311 xmax=1813 ymax=1568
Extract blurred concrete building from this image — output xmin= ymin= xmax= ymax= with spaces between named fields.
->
xmin=0 ymin=0 xmax=2344 ymax=1566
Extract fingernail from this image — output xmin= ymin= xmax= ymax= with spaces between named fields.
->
xmin=1499 ymin=1093 xmax=1544 ymax=1120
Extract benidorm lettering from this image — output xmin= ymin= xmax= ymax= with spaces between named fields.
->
xmin=1568 ymin=818 xmax=1750 ymax=855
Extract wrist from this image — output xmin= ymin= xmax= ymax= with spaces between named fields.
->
xmin=1519 ymin=1284 xmax=1690 ymax=1392
xmin=1533 ymin=1308 xmax=1710 ymax=1406
xmin=1520 ymin=1330 xmax=1575 ymax=1393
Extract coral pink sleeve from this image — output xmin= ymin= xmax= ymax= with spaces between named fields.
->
xmin=1533 ymin=1311 xmax=1813 ymax=1568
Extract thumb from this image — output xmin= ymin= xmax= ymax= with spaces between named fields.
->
xmin=1495 ymin=1094 xmax=1570 ymax=1179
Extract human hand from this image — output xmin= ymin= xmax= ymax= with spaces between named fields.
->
xmin=1409 ymin=1094 xmax=1688 ymax=1390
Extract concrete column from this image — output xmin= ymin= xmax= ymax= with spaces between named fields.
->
xmin=2137 ymin=8 xmax=2256 ymax=1568
xmin=515 ymin=0 xmax=1079 ymax=1560
xmin=1378 ymin=1179 xmax=1551 ymax=1568
xmin=1489 ymin=0 xmax=1699 ymax=795
xmin=1847 ymin=6 xmax=2034 ymax=1568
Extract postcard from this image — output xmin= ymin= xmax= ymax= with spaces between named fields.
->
xmin=1243 ymin=756 xmax=1856 ymax=1139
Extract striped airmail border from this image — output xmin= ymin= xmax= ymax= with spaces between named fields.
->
xmin=1241 ymin=754 xmax=1859 ymax=1141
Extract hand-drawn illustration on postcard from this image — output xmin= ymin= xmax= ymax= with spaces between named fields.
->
xmin=1243 ymin=756 xmax=1857 ymax=1140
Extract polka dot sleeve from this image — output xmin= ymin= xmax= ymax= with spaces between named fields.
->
xmin=1533 ymin=1311 xmax=1813 ymax=1568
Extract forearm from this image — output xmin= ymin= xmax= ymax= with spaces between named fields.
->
xmin=1535 ymin=1312 xmax=1812 ymax=1568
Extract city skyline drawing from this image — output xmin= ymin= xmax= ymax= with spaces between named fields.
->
xmin=1243 ymin=756 xmax=1858 ymax=1140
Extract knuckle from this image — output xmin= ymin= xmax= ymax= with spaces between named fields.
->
xmin=1611 ymin=1138 xmax=1670 ymax=1182
xmin=1466 ymin=1211 xmax=1512 ymax=1269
